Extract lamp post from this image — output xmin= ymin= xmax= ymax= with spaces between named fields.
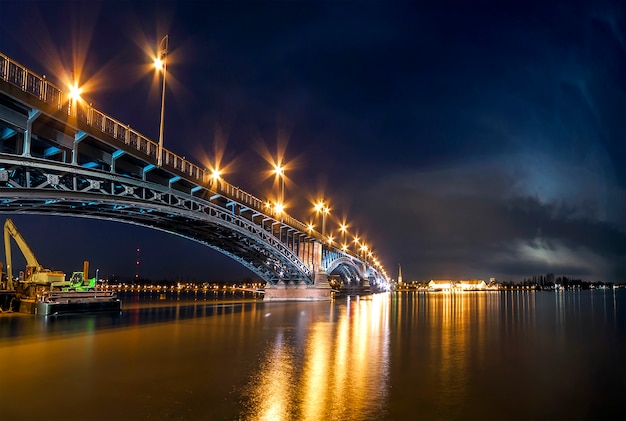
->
xmin=273 ymin=162 xmax=285 ymax=205
xmin=314 ymin=200 xmax=330 ymax=237
xmin=67 ymin=81 xmax=82 ymax=116
xmin=339 ymin=223 xmax=348 ymax=251
xmin=210 ymin=167 xmax=221 ymax=190
xmin=274 ymin=202 xmax=284 ymax=219
xmin=154 ymin=35 xmax=169 ymax=167
xmin=360 ymin=244 xmax=368 ymax=260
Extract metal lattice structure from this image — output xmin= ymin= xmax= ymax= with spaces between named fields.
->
xmin=0 ymin=50 xmax=387 ymax=286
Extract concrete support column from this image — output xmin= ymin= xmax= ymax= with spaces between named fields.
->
xmin=312 ymin=240 xmax=323 ymax=275
xmin=263 ymin=240 xmax=331 ymax=301
xmin=313 ymin=240 xmax=331 ymax=289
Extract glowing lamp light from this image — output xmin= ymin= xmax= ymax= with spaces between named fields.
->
xmin=154 ymin=57 xmax=164 ymax=71
xmin=314 ymin=200 xmax=329 ymax=214
xmin=275 ymin=202 xmax=284 ymax=215
xmin=211 ymin=168 xmax=221 ymax=181
xmin=68 ymin=83 xmax=82 ymax=101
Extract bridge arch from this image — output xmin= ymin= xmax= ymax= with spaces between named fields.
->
xmin=0 ymin=50 xmax=389 ymax=295
xmin=324 ymin=256 xmax=366 ymax=285
xmin=0 ymin=155 xmax=315 ymax=285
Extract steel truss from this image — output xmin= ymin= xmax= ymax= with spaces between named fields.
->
xmin=0 ymin=155 xmax=313 ymax=284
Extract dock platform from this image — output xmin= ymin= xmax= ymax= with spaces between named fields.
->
xmin=19 ymin=291 xmax=122 ymax=316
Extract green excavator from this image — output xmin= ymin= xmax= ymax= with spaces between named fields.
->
xmin=67 ymin=261 xmax=97 ymax=292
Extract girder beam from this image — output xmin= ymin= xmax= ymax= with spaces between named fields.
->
xmin=0 ymin=155 xmax=317 ymax=284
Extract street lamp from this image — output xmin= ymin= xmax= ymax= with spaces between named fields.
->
xmin=68 ymin=83 xmax=82 ymax=101
xmin=338 ymin=223 xmax=348 ymax=253
xmin=154 ymin=34 xmax=169 ymax=166
xmin=66 ymin=81 xmax=82 ymax=115
xmin=273 ymin=162 xmax=285 ymax=204
xmin=339 ymin=223 xmax=348 ymax=242
xmin=314 ymin=200 xmax=330 ymax=236
xmin=209 ymin=167 xmax=221 ymax=189
xmin=274 ymin=202 xmax=284 ymax=216
xmin=360 ymin=243 xmax=368 ymax=259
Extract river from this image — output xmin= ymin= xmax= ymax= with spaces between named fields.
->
xmin=0 ymin=289 xmax=624 ymax=420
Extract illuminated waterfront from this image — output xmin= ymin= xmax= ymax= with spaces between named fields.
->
xmin=0 ymin=290 xmax=624 ymax=420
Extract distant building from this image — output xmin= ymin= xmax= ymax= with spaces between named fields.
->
xmin=428 ymin=279 xmax=487 ymax=291
xmin=428 ymin=280 xmax=453 ymax=291
xmin=456 ymin=279 xmax=486 ymax=291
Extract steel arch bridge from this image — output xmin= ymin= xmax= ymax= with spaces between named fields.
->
xmin=0 ymin=51 xmax=388 ymax=298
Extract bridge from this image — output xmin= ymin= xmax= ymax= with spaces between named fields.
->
xmin=0 ymin=51 xmax=389 ymax=300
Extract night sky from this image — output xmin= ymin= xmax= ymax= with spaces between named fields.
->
xmin=0 ymin=0 xmax=624 ymax=283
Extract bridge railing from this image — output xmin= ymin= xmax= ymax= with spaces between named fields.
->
xmin=216 ymin=182 xmax=264 ymax=209
xmin=0 ymin=52 xmax=63 ymax=109
xmin=0 ymin=52 xmax=205 ymax=189
xmin=0 ymin=51 xmax=322 ymax=245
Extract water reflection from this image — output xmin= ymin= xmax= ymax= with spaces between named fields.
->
xmin=0 ymin=290 xmax=623 ymax=420
xmin=241 ymin=294 xmax=390 ymax=420
xmin=0 ymin=290 xmax=261 ymax=345
xmin=387 ymin=290 xmax=625 ymax=420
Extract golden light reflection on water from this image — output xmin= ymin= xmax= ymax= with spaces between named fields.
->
xmin=0 ymin=291 xmax=623 ymax=419
xmin=243 ymin=294 xmax=390 ymax=420
xmin=246 ymin=332 xmax=297 ymax=420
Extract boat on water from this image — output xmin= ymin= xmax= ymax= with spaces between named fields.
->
xmin=0 ymin=218 xmax=122 ymax=316
xmin=19 ymin=290 xmax=121 ymax=316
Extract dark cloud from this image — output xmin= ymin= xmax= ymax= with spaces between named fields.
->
xmin=360 ymin=159 xmax=626 ymax=281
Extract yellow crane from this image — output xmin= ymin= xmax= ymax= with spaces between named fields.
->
xmin=3 ymin=218 xmax=66 ymax=294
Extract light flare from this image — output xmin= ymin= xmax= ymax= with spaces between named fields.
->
xmin=68 ymin=83 xmax=82 ymax=101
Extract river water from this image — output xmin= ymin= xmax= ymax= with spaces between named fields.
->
xmin=0 ymin=289 xmax=624 ymax=420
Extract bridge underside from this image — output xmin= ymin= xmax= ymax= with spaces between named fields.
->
xmin=0 ymin=157 xmax=316 ymax=285
xmin=0 ymin=194 xmax=294 ymax=282
xmin=0 ymin=59 xmax=387 ymax=298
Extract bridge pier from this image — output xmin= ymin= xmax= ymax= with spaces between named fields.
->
xmin=263 ymin=270 xmax=332 ymax=301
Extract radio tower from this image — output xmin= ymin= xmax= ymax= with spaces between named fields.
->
xmin=135 ymin=247 xmax=140 ymax=280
